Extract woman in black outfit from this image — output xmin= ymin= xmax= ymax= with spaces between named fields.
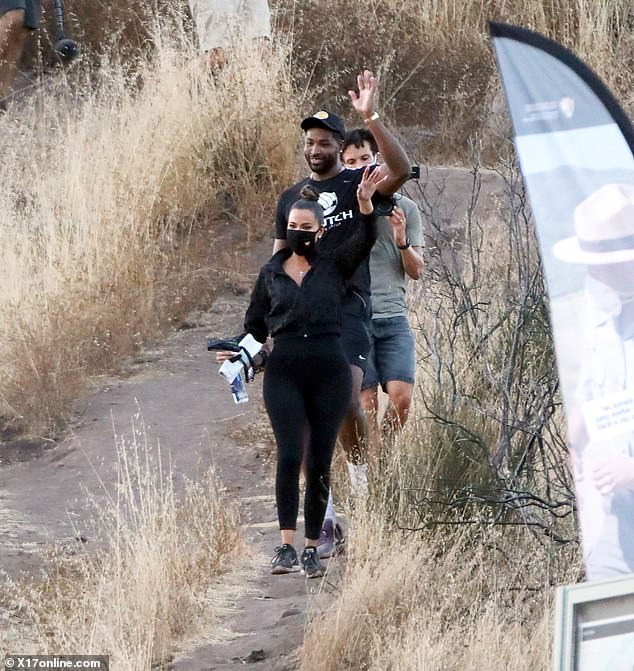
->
xmin=223 ymin=167 xmax=381 ymax=578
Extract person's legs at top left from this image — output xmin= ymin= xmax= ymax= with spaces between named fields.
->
xmin=0 ymin=2 xmax=36 ymax=103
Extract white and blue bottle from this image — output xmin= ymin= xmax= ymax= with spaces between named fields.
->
xmin=229 ymin=371 xmax=248 ymax=404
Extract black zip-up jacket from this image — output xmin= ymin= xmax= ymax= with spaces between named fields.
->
xmin=244 ymin=212 xmax=377 ymax=343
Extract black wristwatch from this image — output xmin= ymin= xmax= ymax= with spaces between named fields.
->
xmin=397 ymin=238 xmax=410 ymax=250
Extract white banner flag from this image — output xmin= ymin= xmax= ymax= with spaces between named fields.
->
xmin=490 ymin=22 xmax=634 ymax=582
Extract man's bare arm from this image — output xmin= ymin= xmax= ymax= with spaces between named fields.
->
xmin=387 ymin=207 xmax=424 ymax=279
xmin=349 ymin=70 xmax=410 ymax=195
xmin=400 ymin=246 xmax=424 ymax=280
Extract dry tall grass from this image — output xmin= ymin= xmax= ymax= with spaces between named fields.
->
xmin=0 ymin=8 xmax=299 ymax=436
xmin=0 ymin=421 xmax=244 ymax=667
xmin=22 ymin=1 xmax=633 ymax=164
xmin=302 ymin=505 xmax=577 ymax=671
xmin=310 ymin=428 xmax=577 ymax=669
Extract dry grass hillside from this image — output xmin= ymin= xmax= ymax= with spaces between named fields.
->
xmin=25 ymin=0 xmax=634 ymax=162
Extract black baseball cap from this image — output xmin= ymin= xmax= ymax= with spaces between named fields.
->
xmin=300 ymin=110 xmax=346 ymax=139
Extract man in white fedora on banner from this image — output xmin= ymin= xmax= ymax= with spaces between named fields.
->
xmin=554 ymin=182 xmax=634 ymax=581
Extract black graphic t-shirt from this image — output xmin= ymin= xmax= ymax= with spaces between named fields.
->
xmin=275 ymin=168 xmax=370 ymax=297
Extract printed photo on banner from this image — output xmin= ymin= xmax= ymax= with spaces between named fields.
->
xmin=491 ymin=22 xmax=634 ymax=582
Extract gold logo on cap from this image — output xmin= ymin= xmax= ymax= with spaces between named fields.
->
xmin=314 ymin=111 xmax=329 ymax=119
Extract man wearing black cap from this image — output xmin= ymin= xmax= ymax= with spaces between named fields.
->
xmin=273 ymin=70 xmax=411 ymax=554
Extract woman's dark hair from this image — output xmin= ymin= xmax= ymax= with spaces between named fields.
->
xmin=289 ymin=185 xmax=324 ymax=227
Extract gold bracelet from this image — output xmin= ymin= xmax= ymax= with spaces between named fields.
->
xmin=364 ymin=111 xmax=380 ymax=125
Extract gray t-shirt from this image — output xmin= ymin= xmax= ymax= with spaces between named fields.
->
xmin=369 ymin=195 xmax=424 ymax=318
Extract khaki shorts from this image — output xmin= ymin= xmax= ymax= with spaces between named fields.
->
xmin=188 ymin=0 xmax=271 ymax=51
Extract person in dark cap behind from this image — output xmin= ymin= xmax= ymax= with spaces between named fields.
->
xmin=273 ymin=70 xmax=411 ymax=557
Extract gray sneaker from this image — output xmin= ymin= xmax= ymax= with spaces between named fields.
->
xmin=271 ymin=544 xmax=300 ymax=574
xmin=300 ymin=546 xmax=325 ymax=579
xmin=317 ymin=519 xmax=345 ymax=559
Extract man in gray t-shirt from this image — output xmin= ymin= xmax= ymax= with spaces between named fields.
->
xmin=342 ymin=128 xmax=424 ymax=437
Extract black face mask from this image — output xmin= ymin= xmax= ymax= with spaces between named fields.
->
xmin=287 ymin=229 xmax=318 ymax=256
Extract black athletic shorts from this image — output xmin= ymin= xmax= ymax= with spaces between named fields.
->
xmin=0 ymin=0 xmax=40 ymax=29
xmin=340 ymin=291 xmax=371 ymax=372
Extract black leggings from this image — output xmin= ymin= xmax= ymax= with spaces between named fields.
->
xmin=263 ymin=335 xmax=352 ymax=540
